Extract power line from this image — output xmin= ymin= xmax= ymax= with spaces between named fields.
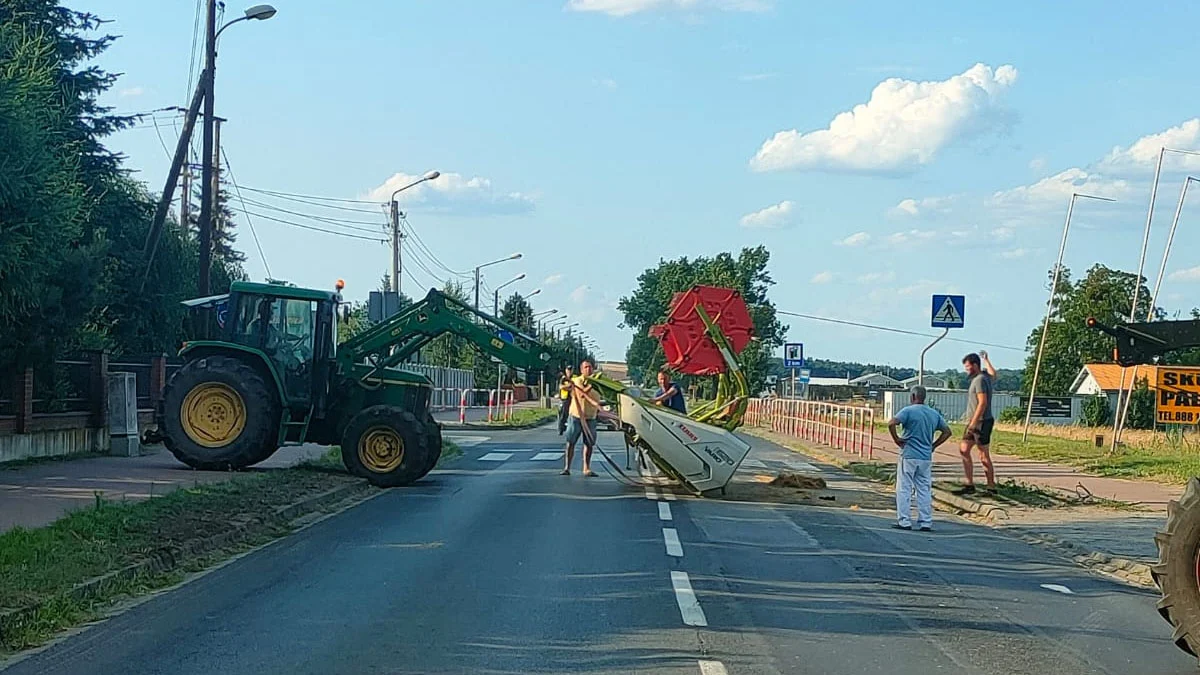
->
xmin=776 ymin=309 xmax=1025 ymax=352
xmin=238 ymin=186 xmax=385 ymax=214
xmin=220 ymin=147 xmax=273 ymax=279
xmin=185 ymin=0 xmax=203 ymax=101
xmin=236 ymin=196 xmax=388 ymax=232
xmin=240 ymin=185 xmax=383 ymax=205
xmin=229 ymin=207 xmax=388 ymax=242
xmin=399 ymin=214 xmax=470 ymax=277
xmin=150 ymin=115 xmax=174 ymax=160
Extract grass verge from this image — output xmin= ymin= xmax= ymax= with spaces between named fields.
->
xmin=0 ymin=463 xmax=368 ymax=653
xmin=951 ymin=422 xmax=1200 ymax=485
xmin=487 ymin=407 xmax=557 ymax=428
xmin=847 ymin=461 xmax=895 ymax=485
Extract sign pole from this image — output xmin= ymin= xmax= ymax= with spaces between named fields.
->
xmin=791 ymin=367 xmax=796 ymax=399
xmin=918 ymin=328 xmax=949 ymax=388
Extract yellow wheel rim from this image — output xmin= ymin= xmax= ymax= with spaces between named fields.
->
xmin=358 ymin=426 xmax=405 ymax=473
xmin=181 ymin=382 xmax=247 ymax=448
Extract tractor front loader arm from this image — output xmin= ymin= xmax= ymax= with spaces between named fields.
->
xmin=337 ymin=288 xmax=556 ymax=381
xmin=1087 ymin=317 xmax=1200 ymax=366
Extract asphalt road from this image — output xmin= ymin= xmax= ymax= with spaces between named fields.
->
xmin=5 ymin=427 xmax=1195 ymax=674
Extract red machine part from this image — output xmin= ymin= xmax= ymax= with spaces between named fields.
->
xmin=648 ymin=286 xmax=754 ymax=375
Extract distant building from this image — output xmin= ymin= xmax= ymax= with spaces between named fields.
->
xmin=1071 ymin=363 xmax=1159 ymax=395
xmin=847 ymin=372 xmax=903 ymax=389
xmin=899 ymin=374 xmax=948 ymax=389
xmin=596 ymin=360 xmax=631 ymax=384
xmin=808 ymin=376 xmax=850 ymax=387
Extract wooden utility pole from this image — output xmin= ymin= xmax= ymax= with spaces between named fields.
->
xmin=197 ymin=0 xmax=217 ymax=297
xmin=180 ymin=167 xmax=191 ymax=233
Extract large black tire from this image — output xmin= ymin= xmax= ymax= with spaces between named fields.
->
xmin=416 ymin=413 xmax=443 ymax=478
xmin=1153 ymin=476 xmax=1200 ymax=657
xmin=340 ymin=406 xmax=431 ymax=488
xmin=158 ymin=355 xmax=281 ymax=471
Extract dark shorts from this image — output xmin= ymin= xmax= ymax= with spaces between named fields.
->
xmin=964 ymin=418 xmax=994 ymax=447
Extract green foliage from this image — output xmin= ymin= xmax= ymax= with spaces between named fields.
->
xmin=500 ymin=292 xmax=534 ymax=333
xmin=1081 ymin=392 xmax=1110 ymax=427
xmin=998 ymin=406 xmax=1024 ymax=423
xmin=1126 ymin=377 xmax=1155 ymax=430
xmin=1022 ymin=264 xmax=1161 ymax=395
xmin=618 ymin=246 xmax=786 ymax=394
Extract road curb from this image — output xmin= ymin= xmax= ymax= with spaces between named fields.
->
xmin=930 ymin=488 xmax=1009 ymax=522
xmin=444 ymin=417 xmax=557 ymax=431
xmin=0 ymin=479 xmax=372 ymax=644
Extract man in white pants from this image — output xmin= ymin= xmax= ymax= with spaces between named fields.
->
xmin=887 ymin=385 xmax=952 ymax=531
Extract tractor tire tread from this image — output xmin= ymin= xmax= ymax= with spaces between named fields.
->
xmin=1153 ymin=476 xmax=1200 ymax=657
xmin=158 ymin=355 xmax=280 ymax=471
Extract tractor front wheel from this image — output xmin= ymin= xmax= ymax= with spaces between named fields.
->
xmin=340 ymin=406 xmax=430 ymax=487
xmin=159 ymin=356 xmax=280 ymax=471
xmin=1153 ymin=476 xmax=1200 ymax=657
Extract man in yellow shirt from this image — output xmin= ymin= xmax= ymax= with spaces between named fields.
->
xmin=563 ymin=360 xmax=602 ymax=477
xmin=557 ymin=365 xmax=573 ymax=435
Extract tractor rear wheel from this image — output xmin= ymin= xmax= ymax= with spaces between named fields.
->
xmin=1153 ymin=476 xmax=1200 ymax=657
xmin=159 ymin=356 xmax=280 ymax=471
xmin=340 ymin=406 xmax=430 ymax=487
xmin=416 ymin=413 xmax=443 ymax=478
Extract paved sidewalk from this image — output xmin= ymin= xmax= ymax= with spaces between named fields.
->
xmin=0 ymin=444 xmax=328 ymax=533
xmin=743 ymin=425 xmax=1176 ymax=568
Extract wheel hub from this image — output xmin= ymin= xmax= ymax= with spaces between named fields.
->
xmin=180 ymin=383 xmax=247 ymax=448
xmin=359 ymin=427 xmax=405 ymax=473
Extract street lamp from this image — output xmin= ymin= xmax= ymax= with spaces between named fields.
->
xmin=493 ymin=273 xmax=527 ymax=315
xmin=473 ymin=253 xmax=522 ymax=309
xmin=389 ymin=170 xmax=441 ymax=295
xmin=522 ymin=289 xmax=541 ymax=300
xmin=195 ymin=3 xmax=277 ymax=298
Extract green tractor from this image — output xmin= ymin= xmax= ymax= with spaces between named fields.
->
xmin=157 ymin=280 xmax=558 ymax=487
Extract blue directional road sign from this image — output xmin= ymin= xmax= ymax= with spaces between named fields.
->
xmin=931 ymin=294 xmax=965 ymax=329
xmin=798 ymin=368 xmax=811 ymax=384
xmin=497 ymin=330 xmax=515 ymax=344
xmin=784 ymin=343 xmax=804 ymax=369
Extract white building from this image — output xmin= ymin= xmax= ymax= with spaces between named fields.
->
xmin=847 ymin=372 xmax=903 ymax=388
xmin=899 ymin=374 xmax=948 ymax=389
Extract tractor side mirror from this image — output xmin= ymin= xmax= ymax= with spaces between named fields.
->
xmin=336 ymin=303 xmax=352 ymax=325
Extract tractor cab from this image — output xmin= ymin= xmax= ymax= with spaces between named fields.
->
xmin=222 ymin=281 xmax=340 ymax=411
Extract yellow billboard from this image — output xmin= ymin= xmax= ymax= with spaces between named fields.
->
xmin=1156 ymin=367 xmax=1200 ymax=425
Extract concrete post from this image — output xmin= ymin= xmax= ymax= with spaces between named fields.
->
xmin=14 ymin=366 xmax=33 ymax=434
xmin=87 ymin=349 xmax=110 ymax=429
xmin=150 ymin=354 xmax=168 ymax=409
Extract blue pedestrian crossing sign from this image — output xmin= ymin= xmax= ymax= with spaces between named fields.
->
xmin=497 ymin=330 xmax=514 ymax=344
xmin=931 ymin=294 xmax=965 ymax=329
xmin=784 ymin=343 xmax=804 ymax=368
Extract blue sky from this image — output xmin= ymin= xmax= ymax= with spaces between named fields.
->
xmin=92 ymin=0 xmax=1200 ymax=371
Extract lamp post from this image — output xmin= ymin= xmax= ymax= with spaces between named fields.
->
xmin=198 ymin=3 xmax=277 ymax=298
xmin=473 ymin=253 xmax=522 ymax=310
xmin=1023 ymin=192 xmax=1116 ymax=440
xmin=493 ymin=273 xmax=527 ymax=315
xmin=390 ymin=170 xmax=440 ymax=295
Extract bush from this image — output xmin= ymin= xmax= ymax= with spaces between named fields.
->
xmin=998 ymin=406 xmax=1024 ymax=423
xmin=1081 ymin=393 xmax=1110 ymax=427
xmin=1126 ymin=379 xmax=1156 ymax=430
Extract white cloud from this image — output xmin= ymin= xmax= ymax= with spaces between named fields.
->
xmin=544 ymin=273 xmax=565 ymax=286
xmin=836 ymin=231 xmax=871 ymax=247
xmin=1000 ymin=247 xmax=1032 ymax=259
xmin=738 ymin=73 xmax=776 ymax=82
xmin=749 ymin=63 xmax=1018 ymax=174
xmin=565 ymin=0 xmax=770 ymax=17
xmin=886 ymin=229 xmax=937 ymax=245
xmin=366 ymin=171 xmax=534 ymax=216
xmin=857 ymin=270 xmax=896 ymax=284
xmin=1169 ymin=266 xmax=1200 ymax=282
xmin=593 ymin=77 xmax=618 ymax=90
xmin=889 ymin=195 xmax=954 ymax=218
xmin=1029 ymin=156 xmax=1047 ymax=172
xmin=991 ymin=226 xmax=1014 ymax=241
xmin=569 ymin=284 xmax=592 ymax=303
xmin=119 ymin=86 xmax=144 ymax=98
xmin=985 ymin=167 xmax=1132 ymax=211
xmin=1098 ymin=118 xmax=1200 ymax=173
xmin=810 ymin=271 xmax=833 ymax=284
xmin=738 ymin=200 xmax=796 ymax=229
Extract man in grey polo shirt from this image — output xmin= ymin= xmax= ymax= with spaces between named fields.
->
xmin=887 ymin=385 xmax=952 ymax=531
xmin=959 ymin=351 xmax=997 ymax=495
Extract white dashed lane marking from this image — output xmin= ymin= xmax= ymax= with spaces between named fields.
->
xmin=663 ymin=528 xmax=683 ymax=557
xmin=530 ymin=451 xmax=564 ymax=461
xmin=478 ymin=452 xmax=513 ymax=462
xmin=658 ymin=502 xmax=672 ymax=521
xmin=698 ymin=661 xmax=728 ymax=675
xmin=670 ymin=571 xmax=707 ymax=626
